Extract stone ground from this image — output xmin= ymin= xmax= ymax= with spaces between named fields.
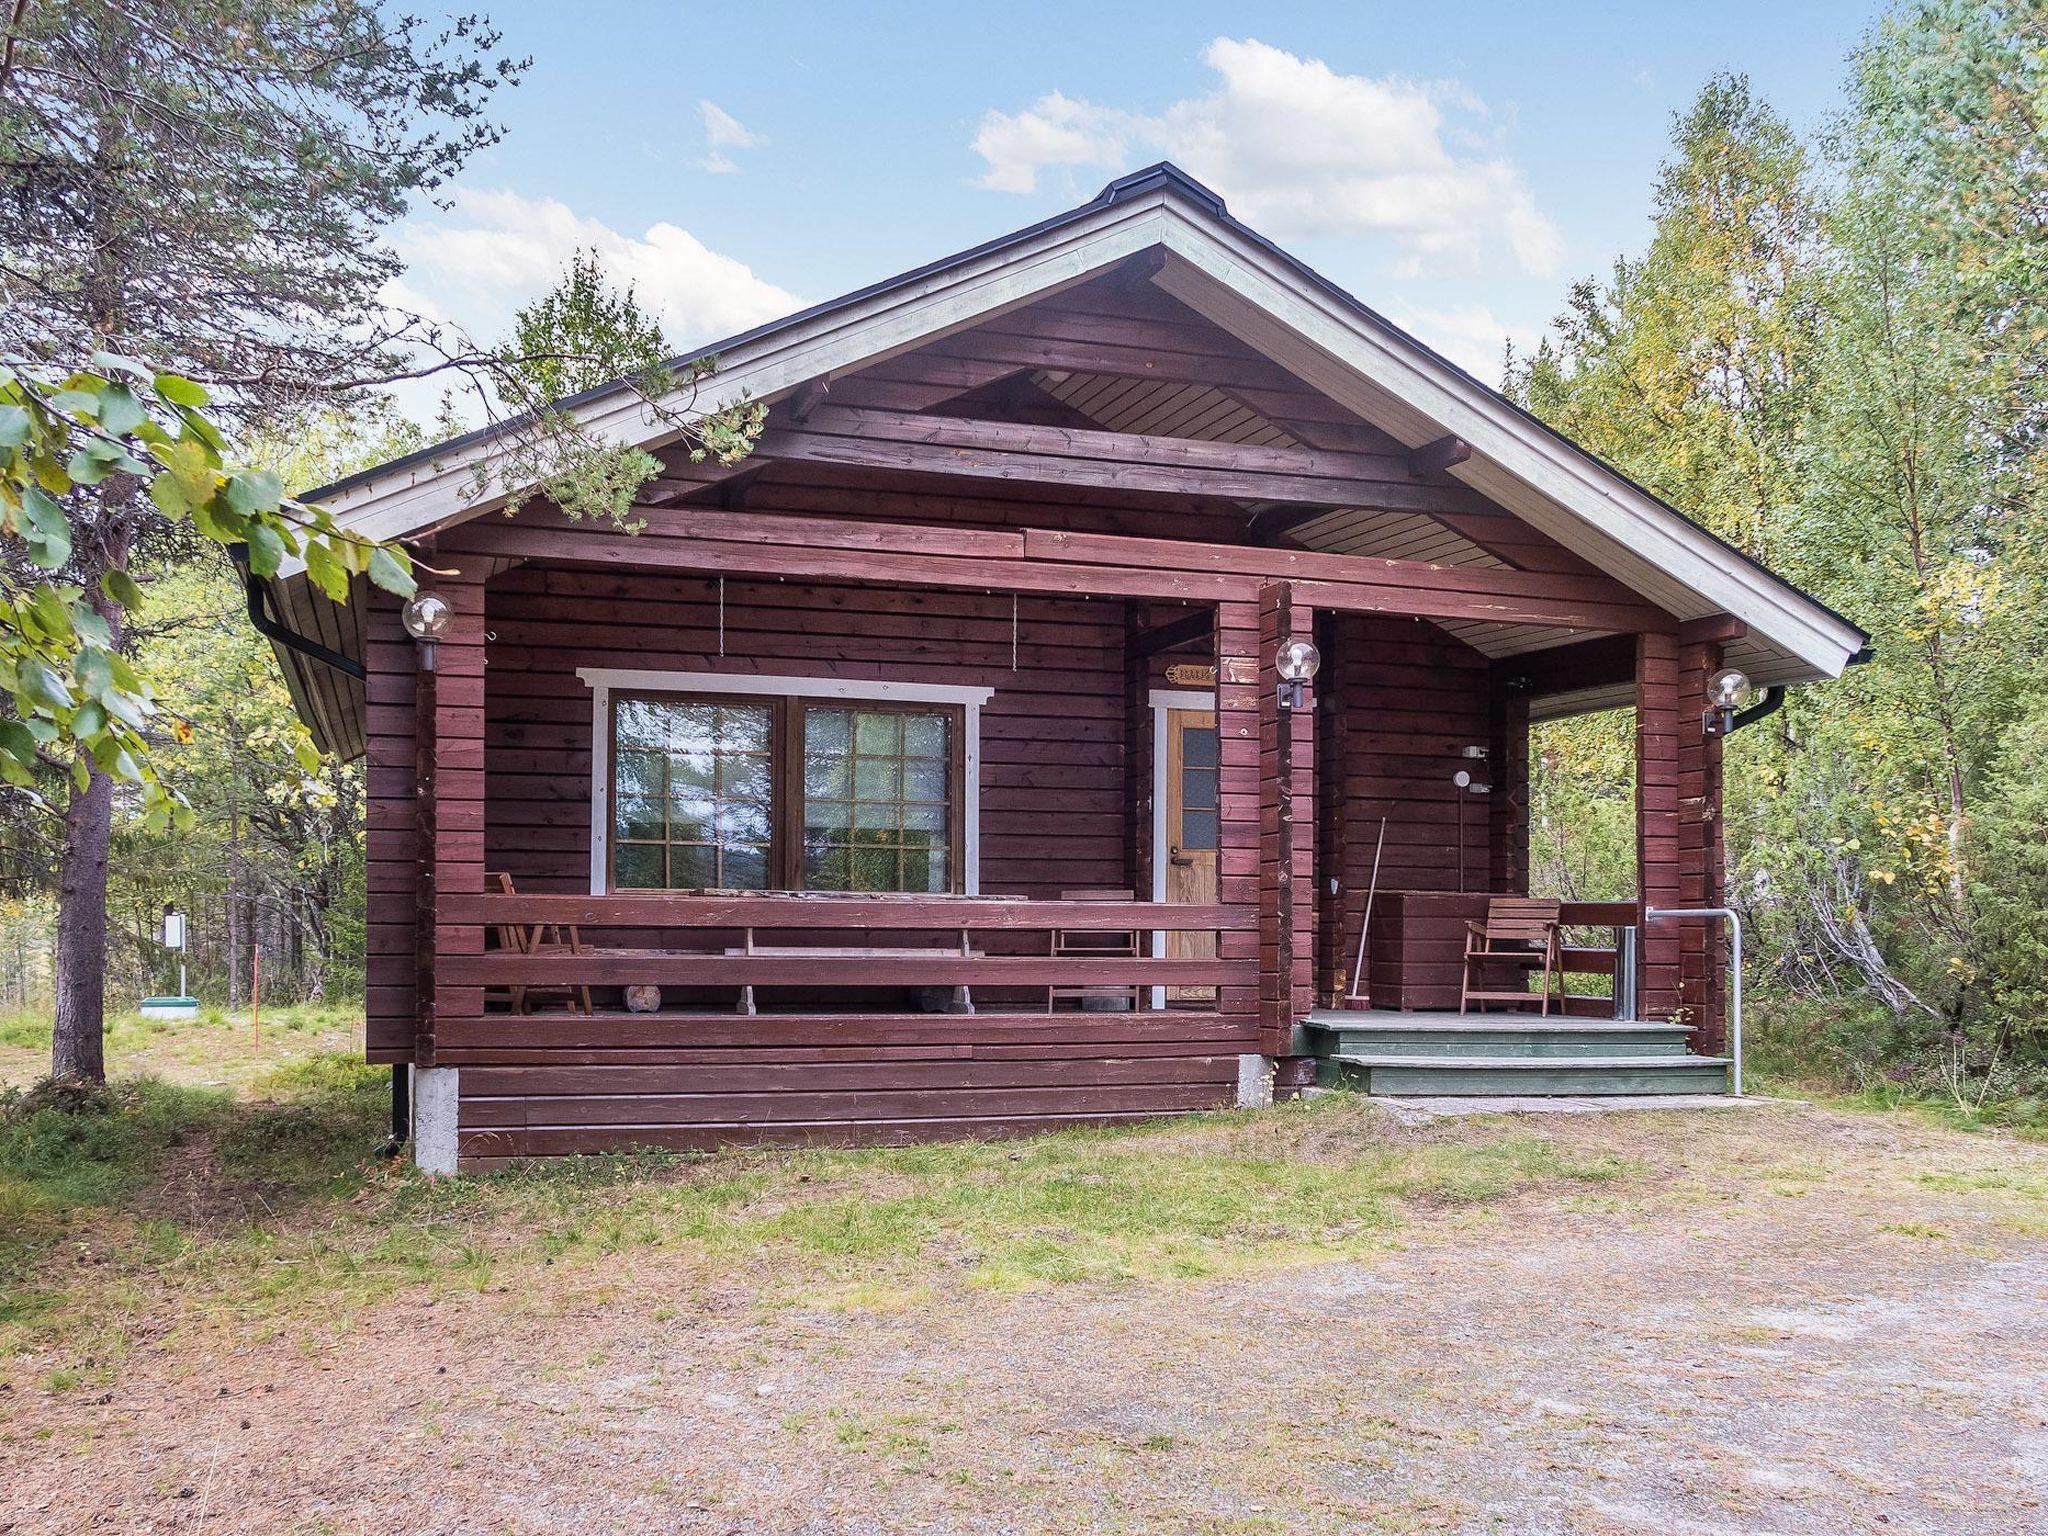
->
xmin=6 ymin=1102 xmax=2046 ymax=1535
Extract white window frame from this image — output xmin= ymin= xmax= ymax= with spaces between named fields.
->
xmin=1148 ymin=687 xmax=1216 ymax=1009
xmin=576 ymin=667 xmax=993 ymax=897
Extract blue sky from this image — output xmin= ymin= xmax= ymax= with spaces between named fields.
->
xmin=391 ymin=0 xmax=1886 ymax=384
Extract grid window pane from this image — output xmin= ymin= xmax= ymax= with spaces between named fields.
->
xmin=611 ymin=697 xmax=774 ymax=890
xmin=801 ymin=706 xmax=954 ymax=893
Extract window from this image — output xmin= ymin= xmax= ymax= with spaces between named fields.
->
xmin=606 ymin=690 xmax=963 ymax=893
xmin=611 ymin=698 xmax=775 ymax=889
xmin=801 ymin=707 xmax=954 ymax=892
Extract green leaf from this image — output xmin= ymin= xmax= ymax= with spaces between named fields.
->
xmin=101 ymin=569 xmax=145 ymax=609
xmin=0 ymin=719 xmax=37 ymax=770
xmin=89 ymin=351 xmax=152 ymax=380
xmin=70 ymin=605 xmax=111 ymax=649
xmin=225 ymin=469 xmax=283 ymax=518
xmin=97 ymin=384 xmax=145 ymax=437
xmin=366 ymin=543 xmax=417 ymax=598
xmin=47 ymin=388 xmax=98 ymax=416
xmin=70 ymin=699 xmax=105 ymax=740
xmin=21 ymin=662 xmax=72 ymax=711
xmin=244 ymin=522 xmax=288 ymax=577
xmin=30 ymin=585 xmax=75 ymax=646
xmin=20 ymin=487 xmax=72 ymax=568
xmin=303 ymin=540 xmax=349 ymax=601
xmin=152 ymin=373 xmax=208 ymax=407
xmin=0 ymin=405 xmax=28 ymax=448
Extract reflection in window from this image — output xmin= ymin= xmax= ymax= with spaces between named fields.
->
xmin=1179 ymin=726 xmax=1219 ymax=850
xmin=802 ymin=707 xmax=952 ymax=892
xmin=611 ymin=698 xmax=774 ymax=889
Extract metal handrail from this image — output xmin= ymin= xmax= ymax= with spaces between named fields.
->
xmin=1643 ymin=906 xmax=1743 ymax=1095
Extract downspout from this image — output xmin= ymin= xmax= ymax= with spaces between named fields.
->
xmin=228 ymin=543 xmax=366 ymax=680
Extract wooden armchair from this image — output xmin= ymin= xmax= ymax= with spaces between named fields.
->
xmin=1459 ymin=897 xmax=1564 ymax=1016
xmin=485 ymin=872 xmax=592 ymax=1015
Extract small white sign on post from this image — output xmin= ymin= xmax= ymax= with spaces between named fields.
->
xmin=162 ymin=911 xmax=186 ymax=951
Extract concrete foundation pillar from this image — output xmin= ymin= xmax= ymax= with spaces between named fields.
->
xmin=1237 ymin=1053 xmax=1275 ymax=1108
xmin=412 ymin=1065 xmax=460 ymax=1175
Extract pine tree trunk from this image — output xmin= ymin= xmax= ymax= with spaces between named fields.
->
xmin=51 ymin=768 xmax=113 ymax=1082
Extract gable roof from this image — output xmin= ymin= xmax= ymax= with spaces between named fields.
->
xmin=276 ymin=164 xmax=1865 ymax=755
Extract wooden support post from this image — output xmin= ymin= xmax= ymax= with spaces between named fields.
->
xmin=417 ymin=567 xmax=489 ymax=1072
xmin=1214 ymin=596 xmax=1262 ymax=1044
xmin=1489 ymin=669 xmax=1531 ymax=896
xmin=1257 ymin=581 xmax=1315 ymax=1066
xmin=1635 ymin=630 xmax=1726 ymax=1035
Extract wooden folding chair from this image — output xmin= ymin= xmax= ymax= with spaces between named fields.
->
xmin=1048 ymin=887 xmax=1142 ymax=1013
xmin=486 ymin=872 xmax=592 ymax=1015
xmin=1459 ymin=897 xmax=1564 ymax=1015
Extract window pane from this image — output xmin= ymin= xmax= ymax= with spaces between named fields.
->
xmin=1181 ymin=767 xmax=1217 ymax=812
xmin=616 ymin=796 xmax=667 ymax=842
xmin=904 ymin=760 xmax=947 ymax=801
xmin=615 ymin=749 xmax=666 ymax=800
xmin=721 ymin=755 xmax=771 ymax=803
xmin=1182 ymin=727 xmax=1219 ymax=769
xmin=669 ymin=750 xmax=716 ymax=796
xmin=617 ymin=700 xmax=669 ymax=748
xmin=854 ymin=757 xmax=900 ymax=800
xmin=717 ymin=705 xmax=769 ymax=751
xmin=904 ymin=715 xmax=948 ymax=758
xmin=1180 ymin=809 xmax=1219 ymax=851
xmin=670 ymin=843 xmax=718 ymax=889
xmin=805 ymin=845 xmax=849 ymax=889
xmin=904 ymin=803 xmax=946 ymax=832
xmin=805 ymin=754 xmax=849 ymax=798
xmin=720 ymin=801 xmax=771 ymax=843
xmin=807 ymin=709 xmax=850 ymax=752
xmin=854 ymin=801 xmax=902 ymax=831
xmin=615 ymin=843 xmax=665 ymax=888
xmin=854 ymin=712 xmax=901 ymax=755
xmin=722 ymin=843 xmax=769 ymax=889
xmin=851 ymin=846 xmax=899 ymax=890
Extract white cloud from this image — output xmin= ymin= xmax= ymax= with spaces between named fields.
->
xmin=390 ymin=187 xmax=801 ymax=355
xmin=698 ymin=100 xmax=766 ymax=174
xmin=971 ymin=38 xmax=1563 ymax=277
xmin=1395 ymin=302 xmax=1542 ymax=384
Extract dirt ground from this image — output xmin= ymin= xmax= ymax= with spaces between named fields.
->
xmin=6 ymin=1100 xmax=2047 ymax=1535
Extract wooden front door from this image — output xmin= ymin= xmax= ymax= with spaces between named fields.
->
xmin=1163 ymin=708 xmax=1219 ymax=1001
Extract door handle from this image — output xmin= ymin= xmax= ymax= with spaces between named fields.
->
xmin=1169 ymin=845 xmax=1195 ymax=867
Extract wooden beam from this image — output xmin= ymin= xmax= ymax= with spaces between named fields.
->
xmin=784 ymin=377 xmax=831 ymax=423
xmin=1111 ymin=248 xmax=1167 ymax=291
xmin=752 ymin=405 xmax=1496 ymax=515
xmin=1677 ymin=613 xmax=1748 ymax=645
xmin=448 ymin=505 xmax=1677 ymax=633
xmin=1407 ymin=435 xmax=1472 ymax=478
xmin=1498 ymin=634 xmax=1638 ymax=698
xmin=1130 ymin=609 xmax=1215 ymax=658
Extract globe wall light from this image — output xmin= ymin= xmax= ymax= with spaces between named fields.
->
xmin=1705 ymin=667 xmax=1753 ymax=737
xmin=402 ymin=592 xmax=452 ymax=672
xmin=1275 ymin=637 xmax=1321 ymax=711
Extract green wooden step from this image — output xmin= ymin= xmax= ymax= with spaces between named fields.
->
xmin=1318 ymin=1053 xmax=1732 ymax=1097
xmin=1303 ymin=1015 xmax=1696 ymax=1059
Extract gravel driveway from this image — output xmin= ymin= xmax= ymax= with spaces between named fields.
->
xmin=6 ymin=1102 xmax=2045 ymax=1534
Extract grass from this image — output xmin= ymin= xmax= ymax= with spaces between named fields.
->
xmin=0 ymin=1001 xmax=363 ymax=1094
xmin=0 ymin=1027 xmax=1638 ymax=1384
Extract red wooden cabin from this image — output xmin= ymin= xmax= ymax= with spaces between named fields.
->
xmin=254 ymin=167 xmax=1866 ymax=1171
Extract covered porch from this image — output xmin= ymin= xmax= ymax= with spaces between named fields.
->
xmin=364 ymin=478 xmax=1733 ymax=1159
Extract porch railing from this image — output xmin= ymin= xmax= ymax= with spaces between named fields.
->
xmin=441 ymin=893 xmax=1255 ymax=1001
